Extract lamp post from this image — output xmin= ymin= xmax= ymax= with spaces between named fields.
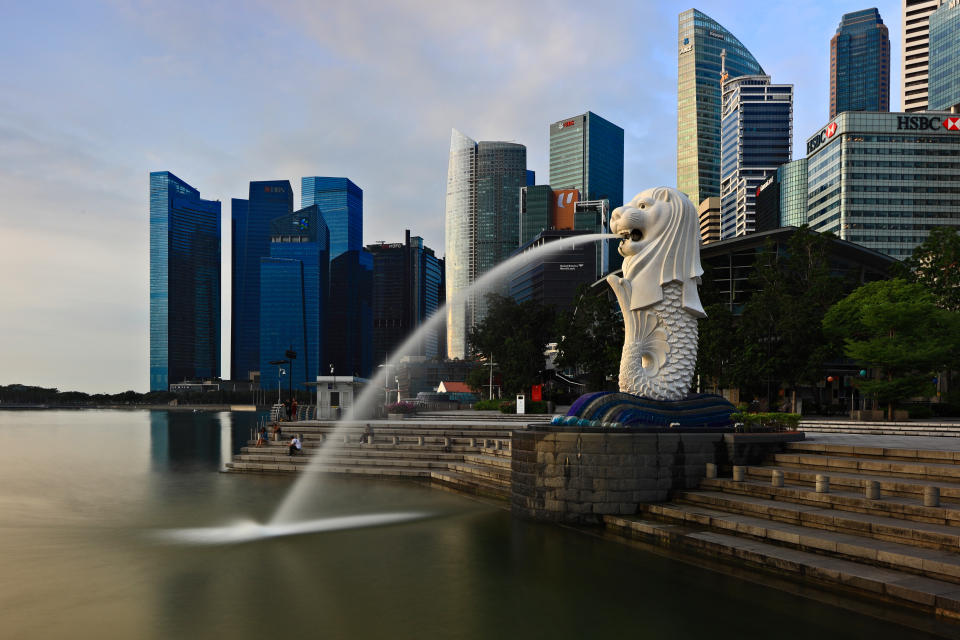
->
xmin=377 ymin=360 xmax=392 ymax=408
xmin=395 ymin=376 xmax=400 ymax=404
xmin=269 ymin=359 xmax=290 ymax=407
xmin=485 ymin=354 xmax=498 ymax=400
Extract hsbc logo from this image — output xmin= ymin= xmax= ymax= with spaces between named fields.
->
xmin=807 ymin=121 xmax=839 ymax=154
xmin=945 ymin=117 xmax=960 ymax=131
xmin=897 ymin=115 xmax=960 ymax=131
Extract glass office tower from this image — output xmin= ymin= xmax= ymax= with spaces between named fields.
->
xmin=231 ymin=180 xmax=293 ymax=381
xmin=902 ymin=0 xmax=947 ymax=113
xmin=830 ymin=9 xmax=890 ymax=118
xmin=778 ymin=158 xmax=808 ymax=228
xmin=367 ymin=230 xmax=444 ymax=365
xmin=719 ymin=75 xmax=793 ymax=238
xmin=806 ymin=111 xmax=960 ymax=259
xmin=301 ymin=177 xmax=363 ymax=260
xmin=259 ymin=205 xmax=329 ymax=391
xmin=929 ymin=1 xmax=960 ymax=112
xmin=443 ymin=129 xmax=526 ymax=359
xmin=678 ymin=9 xmax=764 ymax=207
xmin=548 ymin=111 xmax=624 ymax=209
xmin=149 ymin=171 xmax=221 ymax=391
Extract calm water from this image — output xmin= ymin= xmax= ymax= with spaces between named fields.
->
xmin=0 ymin=410 xmax=950 ymax=639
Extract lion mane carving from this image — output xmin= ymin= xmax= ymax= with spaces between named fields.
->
xmin=606 ymin=187 xmax=705 ymax=401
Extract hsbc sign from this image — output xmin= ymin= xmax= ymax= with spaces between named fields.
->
xmin=897 ymin=115 xmax=960 ymax=131
xmin=806 ymin=121 xmax=838 ymax=154
xmin=807 ymin=115 xmax=960 ymax=155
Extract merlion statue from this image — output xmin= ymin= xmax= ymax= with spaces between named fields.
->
xmin=607 ymin=187 xmax=705 ymax=401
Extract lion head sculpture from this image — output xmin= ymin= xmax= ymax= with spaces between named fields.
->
xmin=609 ymin=186 xmax=705 ymax=318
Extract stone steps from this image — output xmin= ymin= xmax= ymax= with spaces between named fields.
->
xmin=604 ymin=515 xmax=960 ymax=619
xmin=674 ymin=490 xmax=960 ymax=551
xmin=799 ymin=422 xmax=960 ymax=438
xmin=773 ymin=452 xmax=960 ymax=483
xmin=699 ymin=477 xmax=960 ymax=527
xmin=643 ymin=501 xmax=960 ymax=584
xmin=785 ymin=442 xmax=960 ymax=464
xmin=747 ymin=465 xmax=960 ymax=501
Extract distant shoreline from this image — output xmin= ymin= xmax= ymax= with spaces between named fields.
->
xmin=0 ymin=404 xmax=261 ymax=412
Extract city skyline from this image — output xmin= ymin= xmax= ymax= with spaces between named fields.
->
xmin=0 ymin=1 xmax=906 ymax=392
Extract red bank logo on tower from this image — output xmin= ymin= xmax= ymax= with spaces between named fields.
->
xmin=825 ymin=122 xmax=838 ymax=138
xmin=945 ymin=117 xmax=960 ymax=131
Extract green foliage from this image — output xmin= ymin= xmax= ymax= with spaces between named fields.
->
xmin=473 ymin=398 xmax=501 ymax=411
xmin=497 ymin=400 xmax=548 ymax=414
xmin=823 ymin=279 xmax=960 ymax=418
xmin=465 ymin=366 xmax=490 ymax=396
xmin=729 ymin=412 xmax=801 ymax=432
xmin=468 ymin=294 xmax=555 ymax=396
xmin=894 ymin=226 xmax=960 ymax=312
xmin=697 ymin=227 xmax=844 ymax=403
xmin=554 ymin=286 xmax=623 ymax=391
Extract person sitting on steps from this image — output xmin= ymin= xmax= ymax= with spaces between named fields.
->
xmin=256 ymin=426 xmax=268 ymax=447
xmin=288 ymin=435 xmax=302 ymax=456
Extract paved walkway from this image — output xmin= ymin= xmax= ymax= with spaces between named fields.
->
xmin=803 ymin=432 xmax=960 ymax=452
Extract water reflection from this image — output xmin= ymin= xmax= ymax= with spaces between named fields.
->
xmin=148 ymin=410 xmax=261 ymax=471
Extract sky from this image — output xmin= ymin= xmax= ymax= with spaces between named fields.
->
xmin=0 ymin=0 xmax=903 ymax=393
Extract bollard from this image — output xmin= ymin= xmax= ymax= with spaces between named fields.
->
xmin=816 ymin=474 xmax=830 ymax=493
xmin=705 ymin=463 xmax=717 ymax=479
xmin=771 ymin=470 xmax=784 ymax=487
xmin=417 ymin=436 xmax=423 ymax=446
xmin=732 ymin=466 xmax=745 ymax=482
xmin=865 ymin=480 xmax=880 ymax=500
xmin=924 ymin=486 xmax=941 ymax=507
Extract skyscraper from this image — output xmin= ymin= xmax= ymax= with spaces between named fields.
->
xmin=367 ymin=230 xmax=444 ymax=366
xmin=677 ymin=9 xmax=764 ymax=207
xmin=548 ymin=111 xmax=623 ymax=209
xmin=830 ymin=9 xmax=890 ymax=118
xmin=443 ymin=129 xmax=526 ymax=359
xmin=231 ymin=180 xmax=293 ymax=381
xmin=149 ymin=171 xmax=221 ymax=391
xmin=301 ymin=177 xmax=363 ymax=260
xmin=300 ymin=176 xmax=371 ymax=378
xmin=929 ymin=0 xmax=960 ymax=112
xmin=259 ymin=205 xmax=329 ymax=391
xmin=902 ymin=0 xmax=947 ymax=112
xmin=719 ymin=74 xmax=793 ymax=238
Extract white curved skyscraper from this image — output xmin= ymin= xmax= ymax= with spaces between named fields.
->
xmin=443 ymin=129 xmax=526 ymax=359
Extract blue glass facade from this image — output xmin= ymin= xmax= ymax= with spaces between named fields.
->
xmin=259 ymin=205 xmax=329 ymax=391
xmin=300 ymin=177 xmax=363 ymax=260
xmin=678 ymin=9 xmax=764 ymax=206
xmin=149 ymin=171 xmax=221 ymax=391
xmin=719 ymin=76 xmax=793 ymax=238
xmin=231 ymin=181 xmax=293 ymax=381
xmin=929 ymin=1 xmax=960 ymax=112
xmin=830 ymin=9 xmax=890 ymax=118
xmin=549 ymin=111 xmax=623 ymax=209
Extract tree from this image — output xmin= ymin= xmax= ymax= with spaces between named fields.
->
xmin=701 ymin=227 xmax=843 ymax=408
xmin=822 ymin=279 xmax=960 ymax=419
xmin=468 ymin=294 xmax=555 ymax=396
xmin=554 ymin=286 xmax=623 ymax=391
xmin=895 ymin=227 xmax=960 ymax=312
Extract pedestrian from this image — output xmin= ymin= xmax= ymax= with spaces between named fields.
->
xmin=291 ymin=398 xmax=299 ymax=421
xmin=256 ymin=426 xmax=267 ymax=447
xmin=288 ymin=435 xmax=302 ymax=456
xmin=284 ymin=398 xmax=292 ymax=421
xmin=272 ymin=422 xmax=282 ymax=442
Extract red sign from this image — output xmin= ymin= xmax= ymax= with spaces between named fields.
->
xmin=946 ymin=117 xmax=960 ymax=131
xmin=825 ymin=122 xmax=838 ymax=138
xmin=531 ymin=385 xmax=542 ymax=402
xmin=563 ymin=120 xmax=575 ymax=128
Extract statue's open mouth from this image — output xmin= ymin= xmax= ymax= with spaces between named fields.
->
xmin=629 ymin=229 xmax=643 ymax=242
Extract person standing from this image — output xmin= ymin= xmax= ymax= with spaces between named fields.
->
xmin=291 ymin=398 xmax=299 ymax=421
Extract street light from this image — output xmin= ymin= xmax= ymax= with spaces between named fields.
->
xmin=395 ymin=376 xmax=400 ymax=404
xmin=269 ymin=359 xmax=290 ymax=407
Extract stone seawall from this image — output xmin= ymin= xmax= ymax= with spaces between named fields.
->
xmin=511 ymin=428 xmax=803 ymax=524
